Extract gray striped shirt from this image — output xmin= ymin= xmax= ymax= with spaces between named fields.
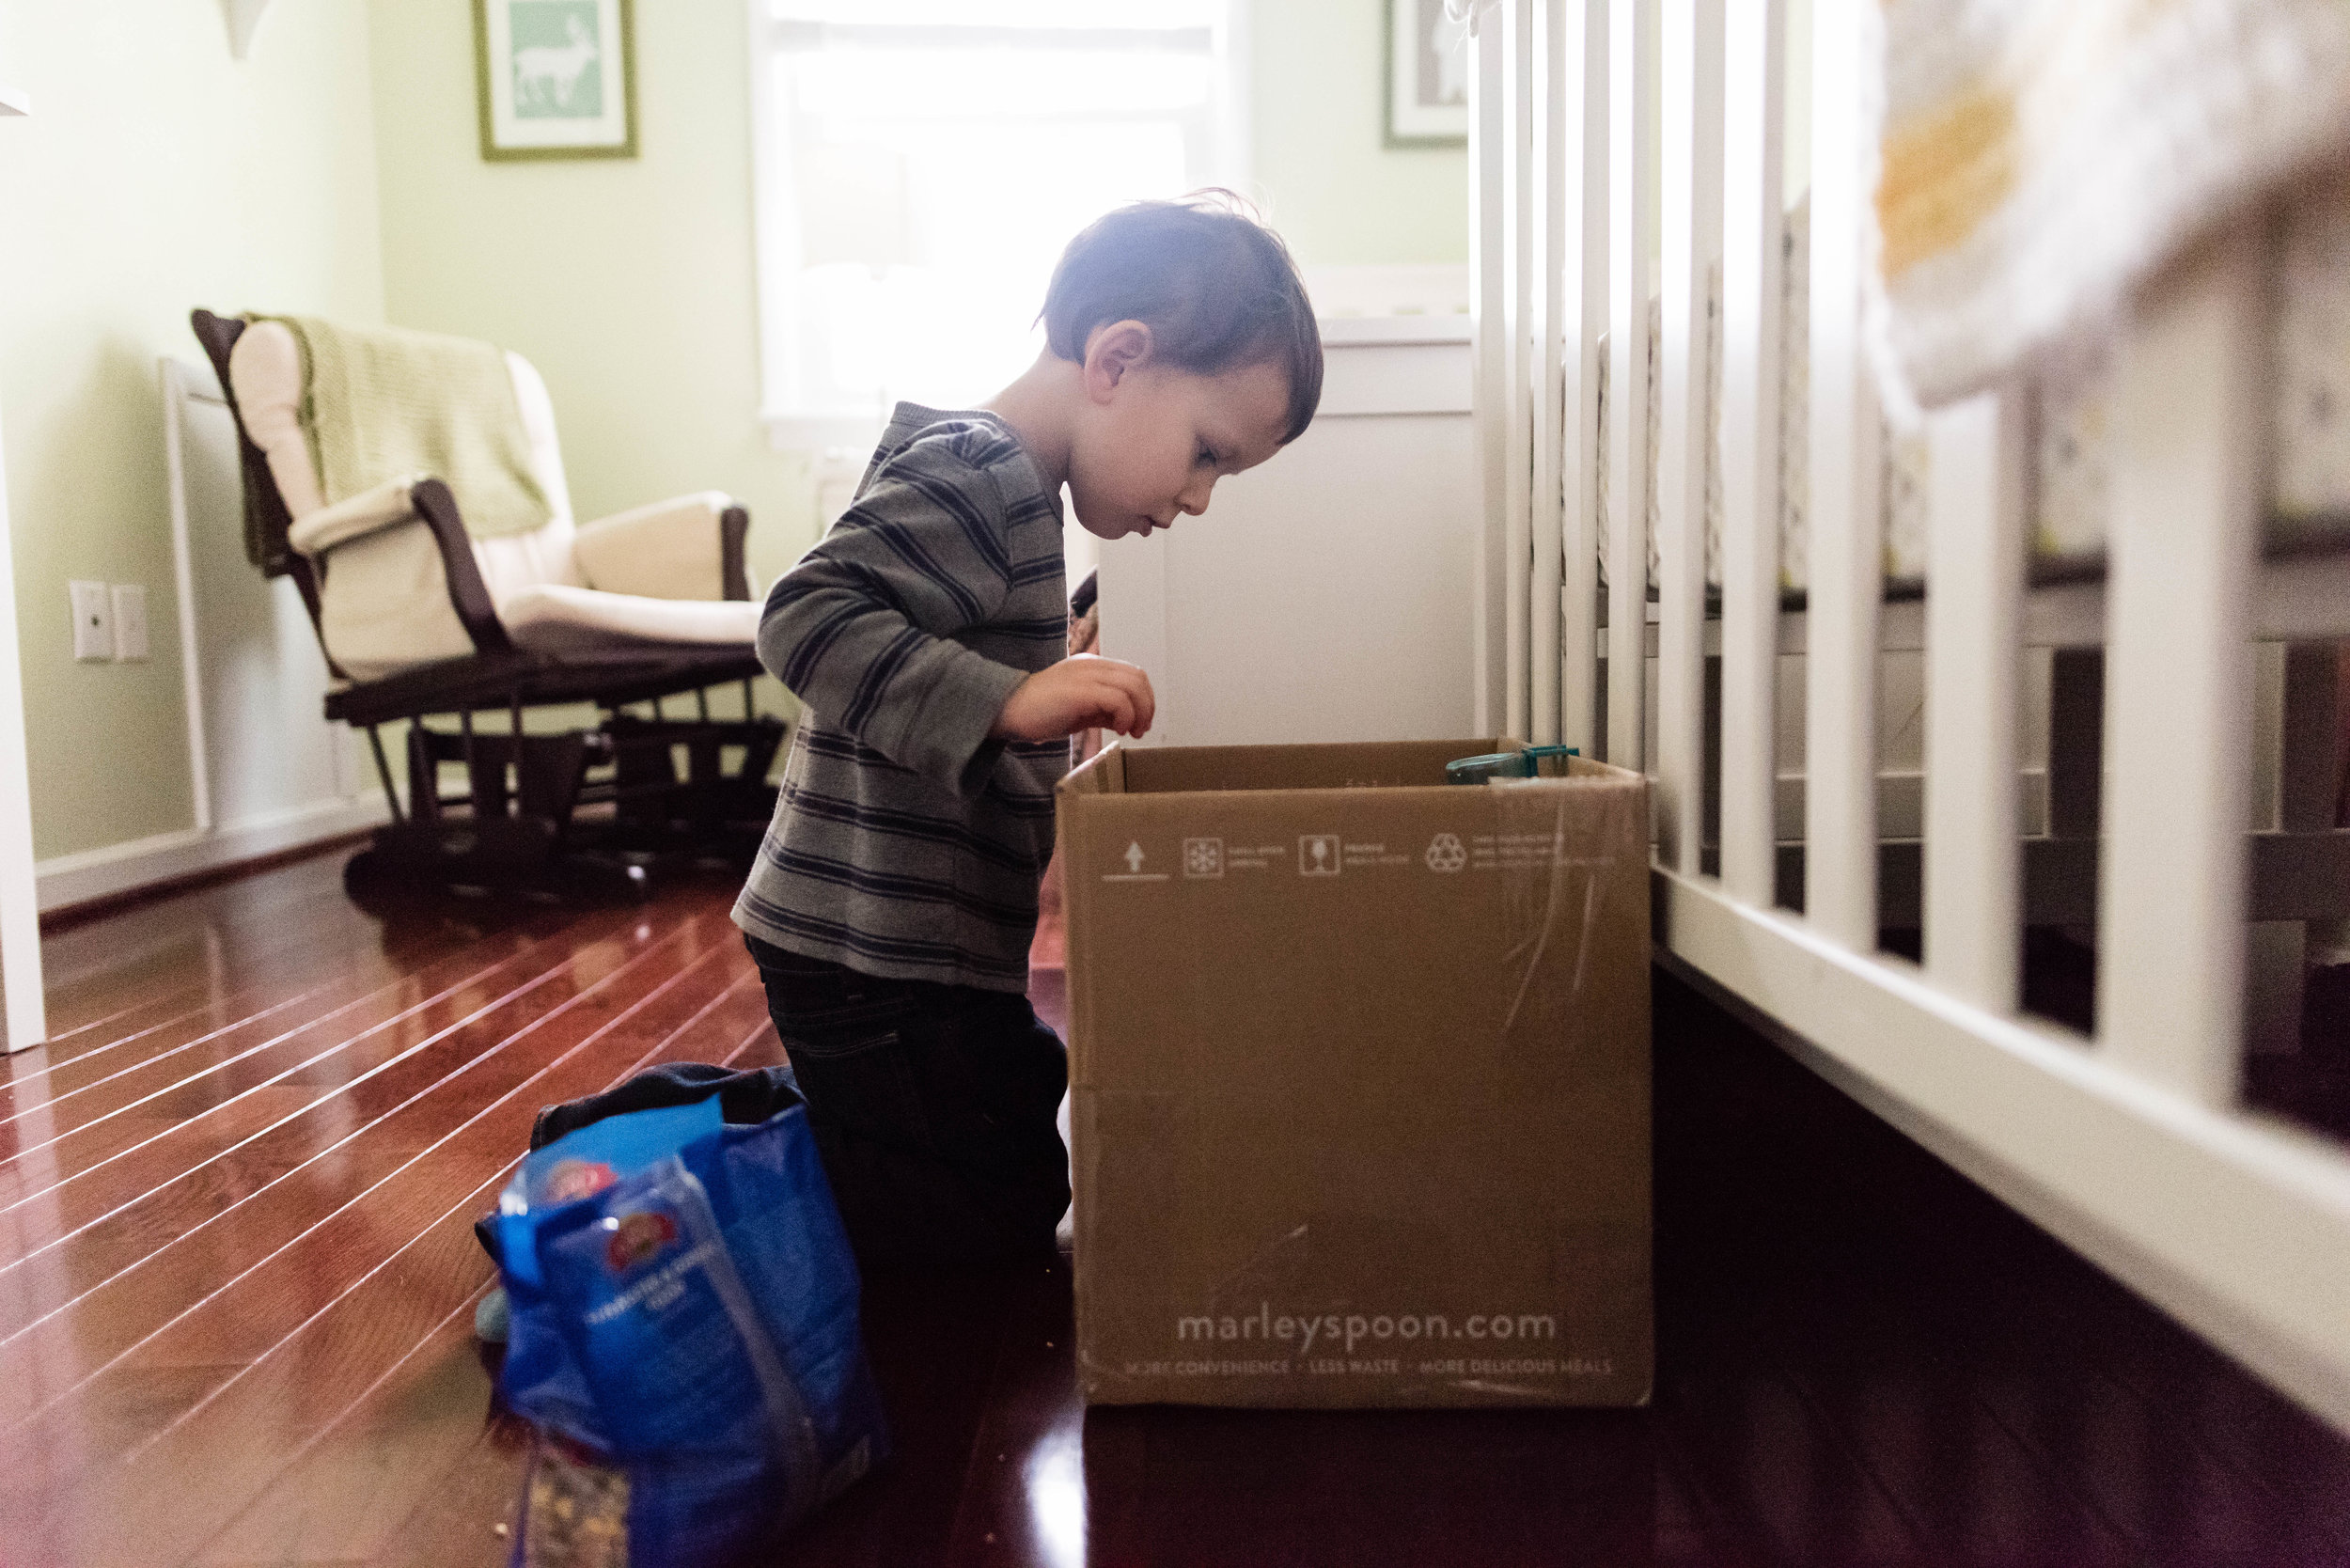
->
xmin=732 ymin=403 xmax=1068 ymax=993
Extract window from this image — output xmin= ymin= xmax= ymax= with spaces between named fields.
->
xmin=750 ymin=0 xmax=1247 ymax=447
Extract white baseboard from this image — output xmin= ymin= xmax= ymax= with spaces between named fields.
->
xmin=34 ymin=794 xmax=390 ymax=914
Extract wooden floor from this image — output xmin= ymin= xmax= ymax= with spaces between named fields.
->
xmin=3 ymin=851 xmax=2347 ymax=1566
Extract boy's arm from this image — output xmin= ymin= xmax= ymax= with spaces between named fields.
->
xmin=759 ymin=440 xmax=1034 ymax=796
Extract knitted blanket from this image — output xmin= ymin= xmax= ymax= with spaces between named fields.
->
xmin=1873 ymin=0 xmax=2350 ymax=410
xmin=255 ymin=315 xmax=553 ymax=540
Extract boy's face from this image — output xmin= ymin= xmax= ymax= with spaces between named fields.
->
xmin=1067 ymin=324 xmax=1294 ymax=541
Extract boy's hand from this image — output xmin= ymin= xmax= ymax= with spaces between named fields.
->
xmin=992 ymin=655 xmax=1156 ymax=742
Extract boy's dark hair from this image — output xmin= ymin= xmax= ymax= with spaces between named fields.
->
xmin=1040 ymin=191 xmax=1323 ymax=445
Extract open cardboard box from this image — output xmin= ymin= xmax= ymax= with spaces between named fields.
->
xmin=1058 ymin=738 xmax=1652 ymax=1408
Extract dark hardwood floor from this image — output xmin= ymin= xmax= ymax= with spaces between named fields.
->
xmin=1 ymin=847 xmax=2345 ymax=1566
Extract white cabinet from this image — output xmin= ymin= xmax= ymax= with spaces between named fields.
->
xmin=1095 ymin=316 xmax=1478 ymax=747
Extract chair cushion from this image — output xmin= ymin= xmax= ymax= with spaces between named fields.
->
xmin=573 ymin=493 xmax=742 ymax=601
xmin=476 ymin=514 xmax=587 ymax=603
xmin=316 ymin=524 xmax=478 ymax=681
xmin=228 ymin=321 xmax=324 ymax=517
xmin=499 ymin=585 xmax=761 ymax=654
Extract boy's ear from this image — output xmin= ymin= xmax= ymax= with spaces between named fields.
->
xmin=1082 ymin=320 xmax=1154 ymax=400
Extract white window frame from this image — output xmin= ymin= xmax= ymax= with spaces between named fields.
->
xmin=746 ymin=2 xmax=1253 ymax=452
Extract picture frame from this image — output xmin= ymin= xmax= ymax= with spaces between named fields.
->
xmin=474 ymin=0 xmax=638 ymax=163
xmin=1385 ymin=0 xmax=1470 ymax=148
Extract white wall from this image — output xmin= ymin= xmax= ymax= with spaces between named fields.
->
xmin=1100 ymin=320 xmax=1479 ymax=747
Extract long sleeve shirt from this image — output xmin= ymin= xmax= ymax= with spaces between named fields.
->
xmin=731 ymin=403 xmax=1069 ymax=993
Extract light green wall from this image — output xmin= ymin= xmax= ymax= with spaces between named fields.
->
xmin=0 ymin=0 xmax=385 ymax=861
xmin=366 ymin=0 xmax=817 ymax=598
xmin=1251 ymin=0 xmax=1469 ymax=267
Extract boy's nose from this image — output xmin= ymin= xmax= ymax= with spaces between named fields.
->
xmin=1178 ymin=478 xmax=1214 ymax=515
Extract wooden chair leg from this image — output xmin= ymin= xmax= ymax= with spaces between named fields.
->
xmin=406 ymin=724 xmax=440 ymax=823
xmin=365 ymin=726 xmax=403 ymax=823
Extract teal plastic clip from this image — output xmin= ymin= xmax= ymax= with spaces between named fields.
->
xmin=1443 ymin=751 xmax=1524 ymax=783
xmin=1444 ymin=745 xmax=1579 ymax=783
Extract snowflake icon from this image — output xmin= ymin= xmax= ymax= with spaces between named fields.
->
xmin=1183 ymin=838 xmax=1224 ymax=879
xmin=1424 ymin=832 xmax=1468 ymax=873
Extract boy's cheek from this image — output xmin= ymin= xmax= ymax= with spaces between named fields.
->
xmin=1067 ymin=478 xmax=1131 ymax=539
xmin=1067 ymin=497 xmax=1129 ymax=541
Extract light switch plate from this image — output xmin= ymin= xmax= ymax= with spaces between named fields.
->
xmin=69 ymin=581 xmax=111 ymax=663
xmin=111 ymin=584 xmax=149 ymax=662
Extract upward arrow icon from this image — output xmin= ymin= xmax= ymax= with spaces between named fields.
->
xmin=1123 ymin=842 xmax=1146 ymax=873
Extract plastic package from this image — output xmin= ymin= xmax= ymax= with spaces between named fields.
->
xmin=488 ymin=1088 xmax=887 ymax=1567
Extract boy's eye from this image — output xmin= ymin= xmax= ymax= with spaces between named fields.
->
xmin=1198 ymin=446 xmax=1218 ymax=467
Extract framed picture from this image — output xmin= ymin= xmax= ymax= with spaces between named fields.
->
xmin=474 ymin=0 xmax=637 ymax=162
xmin=1386 ymin=0 xmax=1470 ymax=147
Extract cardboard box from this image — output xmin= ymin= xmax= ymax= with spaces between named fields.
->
xmin=1059 ymin=739 xmax=1652 ymax=1408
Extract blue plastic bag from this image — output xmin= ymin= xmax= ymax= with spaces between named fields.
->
xmin=490 ymin=1085 xmax=887 ymax=1567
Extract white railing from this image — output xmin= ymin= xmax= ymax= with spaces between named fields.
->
xmin=1473 ymin=0 xmax=2350 ymax=1435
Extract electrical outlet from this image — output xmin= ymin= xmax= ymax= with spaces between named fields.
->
xmin=68 ymin=581 xmax=111 ymax=663
xmin=111 ymin=584 xmax=149 ymax=662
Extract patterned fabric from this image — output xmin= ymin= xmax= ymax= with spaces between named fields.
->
xmin=1596 ymin=196 xmax=1934 ymax=595
xmin=1597 ymin=178 xmax=2350 ymax=590
xmin=2037 ymin=167 xmax=2350 ymax=557
xmin=1874 ymin=0 xmax=2350 ymax=407
xmin=733 ymin=404 xmax=1067 ymax=995
xmin=2270 ymin=170 xmax=2350 ymax=531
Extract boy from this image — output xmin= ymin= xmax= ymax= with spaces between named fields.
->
xmin=734 ymin=194 xmax=1324 ymax=1267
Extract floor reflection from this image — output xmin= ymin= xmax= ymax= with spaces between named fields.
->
xmin=1024 ymin=1420 xmax=1088 ymax=1567
xmin=1072 ymin=1403 xmax=1659 ymax=1565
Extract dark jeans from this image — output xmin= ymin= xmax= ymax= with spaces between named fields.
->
xmin=744 ymin=934 xmax=1070 ymax=1269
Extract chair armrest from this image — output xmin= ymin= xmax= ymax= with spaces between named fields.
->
xmin=293 ymin=476 xmax=510 ymax=658
xmin=286 ymin=474 xmax=427 ymax=556
xmin=573 ymin=492 xmax=754 ymax=602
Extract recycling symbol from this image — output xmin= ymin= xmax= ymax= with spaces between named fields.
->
xmin=1425 ymin=833 xmax=1468 ymax=873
